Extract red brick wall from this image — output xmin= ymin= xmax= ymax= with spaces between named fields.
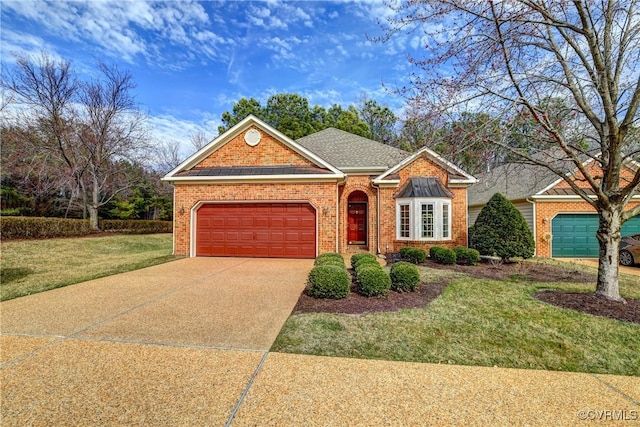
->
xmin=534 ymin=200 xmax=640 ymax=257
xmin=551 ymin=163 xmax=637 ymax=189
xmin=339 ymin=176 xmax=378 ymax=253
xmin=378 ymin=153 xmax=469 ymax=254
xmin=173 ymin=182 xmax=337 ymax=256
xmin=197 ymin=126 xmax=311 ymax=167
xmin=535 ymin=164 xmax=639 ymax=257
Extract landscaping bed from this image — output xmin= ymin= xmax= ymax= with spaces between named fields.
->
xmin=295 ymin=259 xmax=639 ymax=324
xmin=275 ymin=258 xmax=639 ymax=375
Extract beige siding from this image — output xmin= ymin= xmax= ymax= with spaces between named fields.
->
xmin=469 ymin=201 xmax=534 ymax=232
xmin=468 ymin=206 xmax=482 ymax=227
xmin=513 ymin=201 xmax=534 ymax=232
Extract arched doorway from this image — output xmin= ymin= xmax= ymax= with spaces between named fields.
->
xmin=347 ymin=191 xmax=368 ymax=245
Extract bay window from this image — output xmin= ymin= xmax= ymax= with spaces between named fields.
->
xmin=396 ymin=198 xmax=452 ymax=241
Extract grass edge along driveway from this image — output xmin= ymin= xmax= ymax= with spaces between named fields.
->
xmin=272 ymin=263 xmax=640 ymax=376
xmin=1 ymin=234 xmax=176 ymax=301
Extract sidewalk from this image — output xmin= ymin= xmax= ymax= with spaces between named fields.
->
xmin=2 ymin=336 xmax=638 ymax=426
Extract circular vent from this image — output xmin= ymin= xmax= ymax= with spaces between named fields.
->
xmin=244 ymin=129 xmax=262 ymax=146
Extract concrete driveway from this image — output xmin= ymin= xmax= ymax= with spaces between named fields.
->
xmin=2 ymin=257 xmax=639 ymax=425
xmin=0 ymin=257 xmax=311 ymax=350
xmin=1 ymin=257 xmax=312 ymax=425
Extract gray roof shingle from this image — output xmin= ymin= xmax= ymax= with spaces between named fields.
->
xmin=468 ymin=163 xmax=558 ymax=206
xmin=297 ymin=128 xmax=410 ymax=169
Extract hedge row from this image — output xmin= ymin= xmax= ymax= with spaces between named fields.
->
xmin=100 ymin=220 xmax=172 ymax=234
xmin=308 ymin=253 xmax=350 ymax=299
xmin=0 ymin=216 xmax=172 ymax=240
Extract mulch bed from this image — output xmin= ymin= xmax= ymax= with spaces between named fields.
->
xmin=293 ymin=259 xmax=639 ymax=324
xmin=534 ymin=290 xmax=640 ymax=324
xmin=292 ymin=279 xmax=448 ymax=315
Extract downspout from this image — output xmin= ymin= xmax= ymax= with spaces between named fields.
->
xmin=335 ymin=175 xmax=347 ymax=253
xmin=171 ymin=183 xmax=176 ymax=256
xmin=335 ymin=182 xmax=340 ymax=253
xmin=526 ymin=197 xmax=537 ymax=256
xmin=373 ymin=182 xmax=382 ymax=255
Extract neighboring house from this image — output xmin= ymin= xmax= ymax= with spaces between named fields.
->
xmin=163 ymin=115 xmax=476 ymax=258
xmin=468 ymin=159 xmax=640 ymax=258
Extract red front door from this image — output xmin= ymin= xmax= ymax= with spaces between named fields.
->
xmin=348 ymin=202 xmax=367 ymax=244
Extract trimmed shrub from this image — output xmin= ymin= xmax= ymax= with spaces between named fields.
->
xmin=0 ymin=217 xmax=92 ymax=239
xmin=400 ymin=247 xmax=427 ymax=264
xmin=99 ymin=220 xmax=172 ymax=234
xmin=453 ymin=246 xmax=480 ymax=266
xmin=399 ymin=247 xmax=414 ymax=259
xmin=0 ymin=217 xmax=173 ymax=239
xmin=390 ymin=261 xmax=421 ymax=292
xmin=430 ymin=246 xmax=457 ymax=265
xmin=356 ymin=265 xmax=391 ymax=297
xmin=353 ymin=256 xmax=380 ymax=270
xmin=307 ymin=264 xmax=350 ymax=299
xmin=315 ymin=252 xmax=345 ymax=267
xmin=350 ymin=253 xmax=378 ymax=269
xmin=469 ymin=192 xmax=535 ymax=260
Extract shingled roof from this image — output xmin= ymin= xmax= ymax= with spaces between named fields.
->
xmin=468 ymin=162 xmax=558 ymax=206
xmin=296 ymin=128 xmax=410 ymax=170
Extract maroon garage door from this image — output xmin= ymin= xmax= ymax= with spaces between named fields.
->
xmin=196 ymin=203 xmax=316 ymax=258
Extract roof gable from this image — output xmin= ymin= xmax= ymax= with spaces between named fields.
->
xmin=297 ymin=128 xmax=410 ymax=171
xmin=373 ymin=146 xmax=477 ymax=186
xmin=164 ymin=116 xmax=343 ymax=180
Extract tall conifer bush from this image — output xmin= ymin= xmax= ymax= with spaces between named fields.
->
xmin=469 ymin=193 xmax=535 ymax=260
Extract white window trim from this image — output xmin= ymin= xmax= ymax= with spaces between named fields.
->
xmin=396 ymin=198 xmax=452 ymax=241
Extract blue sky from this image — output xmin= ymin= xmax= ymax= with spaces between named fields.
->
xmin=1 ymin=1 xmax=425 ymax=156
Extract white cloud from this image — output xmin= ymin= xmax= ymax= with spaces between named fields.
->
xmin=1 ymin=0 xmax=225 ymax=65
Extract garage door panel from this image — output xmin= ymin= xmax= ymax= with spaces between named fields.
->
xmin=552 ymin=214 xmax=640 ymax=257
xmin=196 ymin=203 xmax=316 ymax=258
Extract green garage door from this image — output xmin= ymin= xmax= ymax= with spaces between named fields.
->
xmin=552 ymin=214 xmax=640 ymax=257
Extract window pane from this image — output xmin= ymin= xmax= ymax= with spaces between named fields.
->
xmin=442 ymin=204 xmax=449 ymax=238
xmin=421 ymin=204 xmax=434 ymax=238
xmin=400 ymin=204 xmax=410 ymax=238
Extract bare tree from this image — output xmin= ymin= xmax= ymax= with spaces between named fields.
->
xmin=155 ymin=140 xmax=184 ymax=174
xmin=190 ymin=131 xmax=210 ymax=151
xmin=3 ymin=54 xmax=148 ymax=229
xmin=382 ymin=1 xmax=640 ymax=301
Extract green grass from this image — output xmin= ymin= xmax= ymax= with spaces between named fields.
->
xmin=1 ymin=234 xmax=176 ymax=301
xmin=272 ymin=261 xmax=640 ymax=376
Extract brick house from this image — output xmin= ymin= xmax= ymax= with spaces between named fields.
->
xmin=468 ymin=159 xmax=640 ymax=258
xmin=163 ymin=115 xmax=477 ymax=258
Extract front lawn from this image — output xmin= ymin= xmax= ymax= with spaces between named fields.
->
xmin=0 ymin=234 xmax=176 ymax=301
xmin=272 ymin=260 xmax=640 ymax=376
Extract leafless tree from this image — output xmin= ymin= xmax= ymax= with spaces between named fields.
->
xmin=155 ymin=140 xmax=184 ymax=175
xmin=190 ymin=130 xmax=210 ymax=151
xmin=3 ymin=54 xmax=148 ymax=229
xmin=382 ymin=1 xmax=640 ymax=301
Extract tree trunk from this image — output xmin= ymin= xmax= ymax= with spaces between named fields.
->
xmin=89 ymin=175 xmax=100 ymax=231
xmin=595 ymin=207 xmax=625 ymax=302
